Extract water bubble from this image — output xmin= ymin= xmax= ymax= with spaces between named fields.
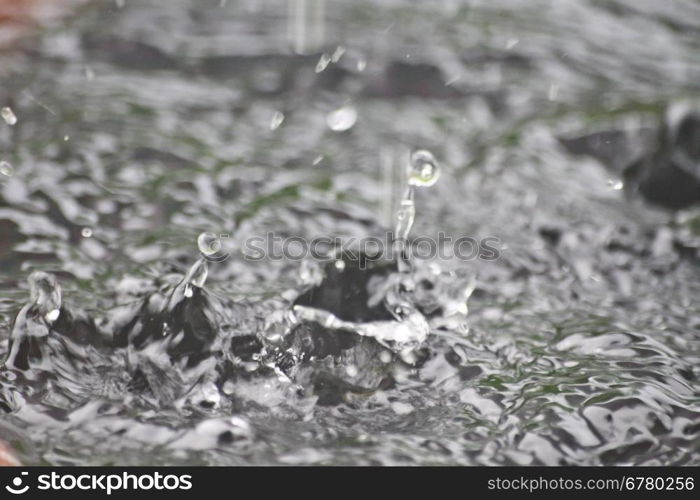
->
xmin=331 ymin=45 xmax=345 ymax=63
xmin=1 ymin=107 xmax=17 ymax=126
xmin=198 ymin=232 xmax=221 ymax=256
xmin=0 ymin=160 xmax=14 ymax=177
xmin=315 ymin=53 xmax=331 ymax=73
xmin=326 ymin=105 xmax=357 ymax=132
xmin=270 ymin=111 xmax=285 ymax=131
xmin=408 ymin=149 xmax=440 ymax=187
xmin=81 ymin=227 xmax=93 ymax=238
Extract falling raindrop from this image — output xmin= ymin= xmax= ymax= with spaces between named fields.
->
xmin=270 ymin=111 xmax=285 ymax=131
xmin=0 ymin=160 xmax=14 ymax=177
xmin=326 ymin=105 xmax=357 ymax=132
xmin=548 ymin=83 xmax=559 ymax=101
xmin=64 ymin=135 xmax=70 ymax=142
xmin=1 ymin=107 xmax=17 ymax=126
xmin=506 ymin=38 xmax=519 ymax=49
xmin=115 ymin=0 xmax=125 ymax=8
xmin=356 ymin=58 xmax=367 ymax=72
xmin=84 ymin=66 xmax=95 ymax=81
xmin=81 ymin=227 xmax=93 ymax=238
xmin=315 ymin=53 xmax=331 ymax=73
xmin=408 ymin=149 xmax=440 ymax=187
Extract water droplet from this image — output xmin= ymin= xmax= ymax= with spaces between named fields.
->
xmin=408 ymin=149 xmax=440 ymax=187
xmin=0 ymin=160 xmax=14 ymax=177
xmin=548 ymin=83 xmax=559 ymax=101
xmin=315 ymin=53 xmax=331 ymax=73
xmin=1 ymin=107 xmax=17 ymax=125
xmin=506 ymin=38 xmax=519 ymax=50
xmin=198 ymin=232 xmax=221 ymax=256
xmin=81 ymin=227 xmax=93 ymax=238
xmin=115 ymin=0 xmax=125 ymax=8
xmin=334 ymin=259 xmax=346 ymax=271
xmin=270 ymin=111 xmax=285 ymax=131
xmin=379 ymin=351 xmax=392 ymax=363
xmin=312 ymin=155 xmax=323 ymax=165
xmin=84 ymin=66 xmax=95 ymax=81
xmin=607 ymin=179 xmax=624 ymax=190
xmin=326 ymin=105 xmax=357 ymax=132
xmin=345 ymin=364 xmax=358 ymax=377
xmin=63 ymin=135 xmax=70 ymax=142
xmin=331 ymin=45 xmax=345 ymax=63
xmin=356 ymin=58 xmax=367 ymax=72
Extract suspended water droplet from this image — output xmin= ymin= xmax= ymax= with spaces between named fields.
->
xmin=326 ymin=105 xmax=357 ymax=132
xmin=1 ymin=107 xmax=17 ymax=126
xmin=315 ymin=53 xmax=331 ymax=73
xmin=28 ymin=271 xmax=62 ymax=323
xmin=408 ymin=149 xmax=440 ymax=187
xmin=0 ymin=160 xmax=14 ymax=177
xmin=270 ymin=111 xmax=285 ymax=130
xmin=198 ymin=232 xmax=221 ymax=256
xmin=81 ymin=227 xmax=93 ymax=238
xmin=607 ymin=179 xmax=624 ymax=190
xmin=331 ymin=45 xmax=345 ymax=63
